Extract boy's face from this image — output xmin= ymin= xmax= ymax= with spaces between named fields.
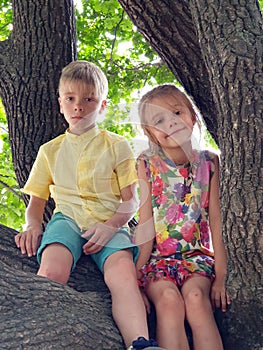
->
xmin=58 ymin=80 xmax=106 ymax=135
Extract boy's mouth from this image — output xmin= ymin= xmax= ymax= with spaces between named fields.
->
xmin=72 ymin=116 xmax=84 ymax=120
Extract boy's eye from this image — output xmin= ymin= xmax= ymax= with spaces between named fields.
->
xmin=85 ymin=98 xmax=94 ymax=102
xmin=66 ymin=97 xmax=74 ymax=101
xmin=174 ymin=111 xmax=181 ymax=116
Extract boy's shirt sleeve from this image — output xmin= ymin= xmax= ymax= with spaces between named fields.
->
xmin=114 ymin=138 xmax=137 ymax=190
xmin=22 ymin=145 xmax=52 ymax=200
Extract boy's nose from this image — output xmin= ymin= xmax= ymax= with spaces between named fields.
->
xmin=75 ymin=105 xmax=84 ymax=111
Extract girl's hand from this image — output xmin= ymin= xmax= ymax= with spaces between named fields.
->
xmin=211 ymin=278 xmax=231 ymax=312
xmin=82 ymin=223 xmax=117 ymax=254
xmin=14 ymin=226 xmax=43 ymax=257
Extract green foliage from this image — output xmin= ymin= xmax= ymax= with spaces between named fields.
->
xmin=0 ymin=0 xmax=12 ymax=40
xmin=98 ymin=104 xmax=136 ymax=139
xmin=203 ymin=128 xmax=219 ymax=152
xmin=0 ymin=101 xmax=25 ymax=230
xmin=75 ymin=0 xmax=175 ymax=153
xmin=76 ymin=0 xmax=175 ymax=106
xmin=3 ymin=0 xmax=259 ymax=228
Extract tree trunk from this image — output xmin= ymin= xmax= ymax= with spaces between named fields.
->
xmin=0 ymin=0 xmax=77 ymax=196
xmin=0 ymin=0 xmax=262 ymax=348
xmin=0 ymin=2 xmax=128 ymax=348
xmin=0 ymin=223 xmax=125 ymax=349
xmin=118 ymin=0 xmax=263 ymax=349
xmin=0 ymin=0 xmax=77 ymax=221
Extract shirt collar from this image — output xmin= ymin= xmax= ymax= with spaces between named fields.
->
xmin=65 ymin=125 xmax=100 ymax=141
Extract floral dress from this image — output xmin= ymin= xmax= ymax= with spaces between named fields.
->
xmin=137 ymin=148 xmax=217 ymax=288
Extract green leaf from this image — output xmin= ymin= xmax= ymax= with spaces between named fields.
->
xmin=169 ymin=230 xmax=183 ymax=240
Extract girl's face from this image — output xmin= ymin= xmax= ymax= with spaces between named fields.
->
xmin=143 ymin=94 xmax=195 ymax=151
xmin=58 ymin=80 xmax=106 ymax=135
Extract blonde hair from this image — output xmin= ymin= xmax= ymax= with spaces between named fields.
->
xmin=58 ymin=61 xmax=108 ymax=100
xmin=138 ymin=84 xmax=201 ymax=149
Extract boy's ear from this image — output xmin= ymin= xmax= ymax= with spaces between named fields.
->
xmin=58 ymin=97 xmax=63 ymax=114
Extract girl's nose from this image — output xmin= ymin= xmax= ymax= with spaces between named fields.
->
xmin=168 ymin=116 xmax=177 ymax=128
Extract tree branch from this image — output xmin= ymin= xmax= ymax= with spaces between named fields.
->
xmin=0 ymin=179 xmax=23 ymax=200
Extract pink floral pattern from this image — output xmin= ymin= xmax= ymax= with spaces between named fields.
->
xmin=137 ymin=149 xmax=217 ymax=288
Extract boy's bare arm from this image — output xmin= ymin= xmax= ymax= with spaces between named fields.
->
xmin=106 ymin=183 xmax=138 ymax=229
xmin=82 ymin=183 xmax=137 ymax=254
xmin=14 ymin=195 xmax=46 ymax=257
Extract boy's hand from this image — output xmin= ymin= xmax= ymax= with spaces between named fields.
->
xmin=210 ymin=277 xmax=231 ymax=312
xmin=82 ymin=223 xmax=117 ymax=255
xmin=14 ymin=226 xmax=43 ymax=257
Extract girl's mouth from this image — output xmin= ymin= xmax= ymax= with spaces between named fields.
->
xmin=166 ymin=127 xmax=186 ymax=138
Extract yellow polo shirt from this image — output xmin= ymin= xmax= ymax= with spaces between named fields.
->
xmin=23 ymin=126 xmax=137 ymax=230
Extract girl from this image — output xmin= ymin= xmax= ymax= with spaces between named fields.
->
xmin=135 ymin=85 xmax=230 ymax=350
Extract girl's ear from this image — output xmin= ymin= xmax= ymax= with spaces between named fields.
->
xmin=143 ymin=128 xmax=151 ymax=139
xmin=144 ymin=127 xmax=159 ymax=145
xmin=100 ymin=100 xmax=107 ymax=112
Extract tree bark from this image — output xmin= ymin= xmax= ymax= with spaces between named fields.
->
xmin=0 ymin=0 xmax=77 ymax=193
xmin=0 ymin=0 xmax=262 ymax=348
xmin=0 ymin=224 xmax=125 ymax=350
xmin=118 ymin=0 xmax=263 ymax=349
xmin=0 ymin=0 xmax=77 ymax=221
xmin=118 ymin=0 xmax=218 ymax=139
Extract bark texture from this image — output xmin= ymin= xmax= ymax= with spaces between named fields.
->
xmin=0 ymin=0 xmax=77 ymax=199
xmin=118 ymin=0 xmax=263 ymax=349
xmin=0 ymin=0 xmax=262 ymax=349
xmin=0 ymin=224 xmax=125 ymax=349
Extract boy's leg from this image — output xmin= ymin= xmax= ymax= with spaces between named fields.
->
xmin=181 ymin=275 xmax=223 ymax=350
xmin=36 ymin=212 xmax=85 ymax=285
xmin=103 ymin=249 xmax=149 ymax=348
xmin=37 ymin=243 xmax=73 ymax=284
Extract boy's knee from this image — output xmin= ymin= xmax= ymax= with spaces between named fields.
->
xmin=104 ymin=251 xmax=136 ymax=288
xmin=37 ymin=266 xmax=69 ymax=284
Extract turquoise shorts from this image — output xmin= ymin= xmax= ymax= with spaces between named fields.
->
xmin=37 ymin=212 xmax=139 ymax=273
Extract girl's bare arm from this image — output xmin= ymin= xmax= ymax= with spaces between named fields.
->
xmin=135 ymin=160 xmax=155 ymax=276
xmin=209 ymin=155 xmax=231 ymax=311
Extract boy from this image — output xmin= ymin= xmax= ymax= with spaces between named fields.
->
xmin=15 ymin=61 xmax=161 ymax=350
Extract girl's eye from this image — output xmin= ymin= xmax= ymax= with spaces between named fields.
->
xmin=66 ymin=97 xmax=74 ymax=101
xmin=155 ymin=120 xmax=162 ymax=125
xmin=153 ymin=117 xmax=164 ymax=125
xmin=174 ymin=111 xmax=181 ymax=116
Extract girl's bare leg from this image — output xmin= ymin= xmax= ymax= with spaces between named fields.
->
xmin=146 ymin=279 xmax=190 ymax=350
xmin=182 ymin=276 xmax=223 ymax=350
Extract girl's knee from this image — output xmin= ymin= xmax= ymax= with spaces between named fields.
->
xmin=155 ymin=287 xmax=185 ymax=315
xmin=184 ymin=286 xmax=211 ymax=312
